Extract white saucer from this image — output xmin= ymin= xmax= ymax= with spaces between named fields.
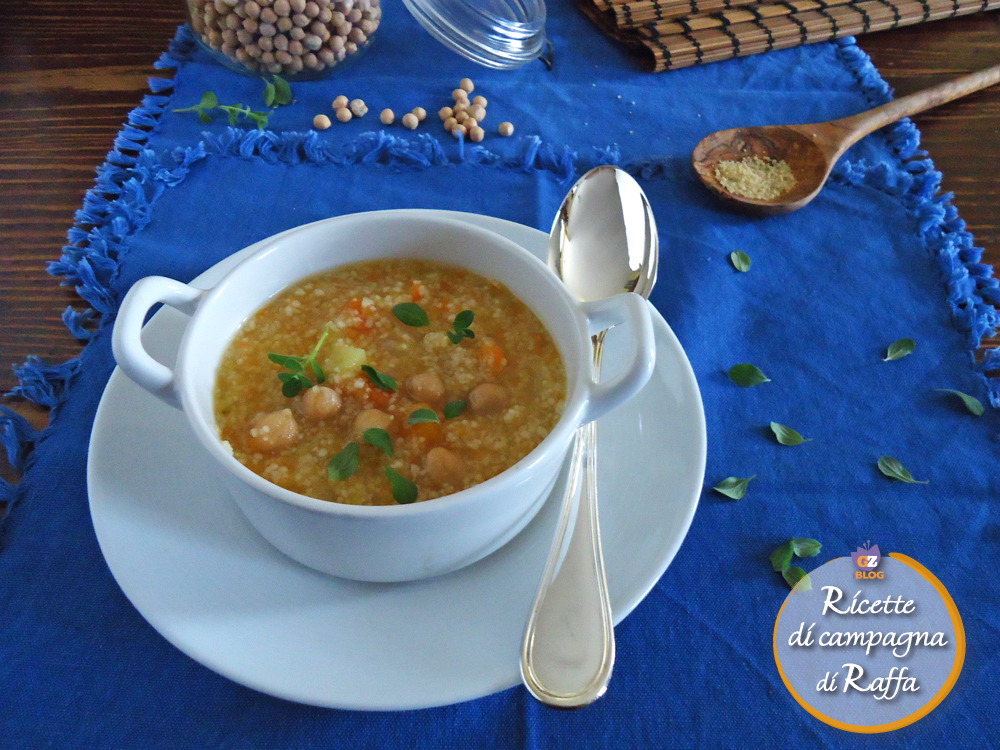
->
xmin=88 ymin=209 xmax=706 ymax=711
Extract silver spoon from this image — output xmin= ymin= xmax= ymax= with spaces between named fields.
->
xmin=520 ymin=165 xmax=658 ymax=708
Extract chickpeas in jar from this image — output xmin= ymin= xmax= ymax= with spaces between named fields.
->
xmin=185 ymin=0 xmax=381 ymax=78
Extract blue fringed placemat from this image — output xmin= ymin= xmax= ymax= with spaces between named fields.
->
xmin=2 ymin=0 xmax=999 ymax=746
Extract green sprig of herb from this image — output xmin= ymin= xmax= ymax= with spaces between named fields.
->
xmin=173 ymin=91 xmax=270 ymax=130
xmin=730 ymin=250 xmax=751 ymax=272
xmin=268 ymin=328 xmax=329 ymax=397
xmin=728 ymin=364 xmax=770 ymax=387
xmin=364 ymin=428 xmax=393 ymax=456
xmin=770 ymin=422 xmax=810 ymax=446
xmin=884 ymin=338 xmax=916 ymax=361
xmin=392 ymin=302 xmax=430 ymax=327
xmin=361 ymin=365 xmax=398 ymax=391
xmin=447 ymin=310 xmax=475 ymax=344
xmin=713 ymin=475 xmax=756 ymax=500
xmin=385 ymin=467 xmax=418 ymax=504
xmin=328 ymin=442 xmax=359 ymax=481
xmin=770 ymin=537 xmax=821 ymax=590
xmin=877 ymin=455 xmax=928 ymax=484
xmin=443 ymin=400 xmax=467 ymax=419
xmin=173 ymin=91 xmax=218 ymax=124
xmin=263 ymin=75 xmax=293 ymax=108
xmin=933 ymin=388 xmax=984 ymax=416
xmin=408 ymin=408 xmax=440 ymax=425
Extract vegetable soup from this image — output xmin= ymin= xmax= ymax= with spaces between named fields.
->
xmin=214 ymin=259 xmax=567 ymax=505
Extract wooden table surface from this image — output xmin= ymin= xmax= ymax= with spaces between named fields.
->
xmin=2 ymin=3 xmax=999 ymax=489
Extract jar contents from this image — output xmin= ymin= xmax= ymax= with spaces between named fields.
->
xmin=714 ymin=156 xmax=796 ymax=200
xmin=187 ymin=0 xmax=381 ymax=77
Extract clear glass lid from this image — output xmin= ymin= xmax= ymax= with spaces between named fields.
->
xmin=401 ymin=0 xmax=547 ymax=70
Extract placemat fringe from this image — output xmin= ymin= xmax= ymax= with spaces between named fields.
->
xmin=0 ymin=407 xmax=40 ymax=507
xmin=0 ymin=26 xmax=197 ymax=521
xmin=833 ymin=38 xmax=1000 ymax=407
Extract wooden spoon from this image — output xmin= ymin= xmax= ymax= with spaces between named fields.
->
xmin=692 ymin=63 xmax=1000 ymax=215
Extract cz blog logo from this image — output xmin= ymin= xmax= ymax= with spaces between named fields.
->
xmin=851 ymin=541 xmax=884 ymax=579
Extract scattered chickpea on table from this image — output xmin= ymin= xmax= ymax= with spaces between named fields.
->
xmin=312 ymin=77 xmax=516 ymax=141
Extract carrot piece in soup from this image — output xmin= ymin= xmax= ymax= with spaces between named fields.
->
xmin=479 ymin=344 xmax=507 ymax=376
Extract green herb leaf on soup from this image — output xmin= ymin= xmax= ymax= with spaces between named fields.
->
xmin=444 ymin=400 xmax=467 ymax=419
xmin=884 ymin=338 xmax=916 ymax=361
xmin=363 ymin=428 xmax=393 ymax=457
xmin=408 ymin=408 xmax=440 ymax=425
xmin=268 ymin=327 xmax=330 ymax=397
xmin=877 ymin=455 xmax=928 ymax=484
xmin=392 ymin=302 xmax=430 ymax=327
xmin=933 ymin=388 xmax=984 ymax=416
xmin=263 ymin=81 xmax=276 ymax=107
xmin=198 ymin=110 xmax=212 ymax=124
xmin=328 ymin=442 xmax=359 ymax=481
xmin=310 ymin=360 xmax=326 ymax=384
xmin=783 ymin=566 xmax=811 ymax=591
xmin=448 ymin=310 xmax=475 ymax=344
xmin=730 ymin=250 xmax=751 ymax=272
xmin=790 ymin=538 xmax=822 ymax=558
xmin=385 ymin=467 xmax=418 ymax=504
xmin=713 ymin=475 xmax=756 ymax=500
xmin=361 ymin=365 xmax=398 ymax=391
xmin=770 ymin=541 xmax=793 ymax=572
xmin=770 ymin=422 xmax=810 ymax=446
xmin=269 ymin=353 xmax=305 ymax=371
xmin=728 ymin=364 xmax=770 ymax=387
xmin=200 ymin=91 xmax=218 ymax=109
xmin=272 ymin=75 xmax=292 ymax=106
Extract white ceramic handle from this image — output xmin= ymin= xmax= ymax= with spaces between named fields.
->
xmin=111 ymin=276 xmax=204 ymax=409
xmin=578 ymin=294 xmax=655 ymax=424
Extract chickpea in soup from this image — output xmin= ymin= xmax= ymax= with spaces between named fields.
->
xmin=214 ymin=259 xmax=567 ymax=505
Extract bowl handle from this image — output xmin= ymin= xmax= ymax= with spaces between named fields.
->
xmin=111 ymin=276 xmax=205 ymax=409
xmin=578 ymin=294 xmax=656 ymax=424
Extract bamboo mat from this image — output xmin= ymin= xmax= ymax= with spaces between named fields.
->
xmin=576 ymin=0 xmax=1000 ymax=70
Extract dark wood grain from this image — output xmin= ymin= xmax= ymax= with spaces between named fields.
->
xmin=1 ymin=4 xmax=999 ymax=489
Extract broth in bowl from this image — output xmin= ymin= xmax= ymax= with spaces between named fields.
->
xmin=214 ymin=259 xmax=567 ymax=505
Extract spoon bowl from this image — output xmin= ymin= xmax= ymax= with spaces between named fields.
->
xmin=691 ymin=125 xmax=833 ymax=215
xmin=692 ymin=62 xmax=1000 ymax=214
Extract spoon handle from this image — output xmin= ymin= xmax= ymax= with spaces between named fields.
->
xmin=520 ymin=331 xmax=615 ymax=709
xmin=832 ymin=62 xmax=1000 ymax=154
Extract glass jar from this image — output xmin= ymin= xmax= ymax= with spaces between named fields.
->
xmin=185 ymin=0 xmax=381 ymax=80
xmin=401 ymin=0 xmax=547 ymax=70
xmin=185 ymin=0 xmax=546 ymax=79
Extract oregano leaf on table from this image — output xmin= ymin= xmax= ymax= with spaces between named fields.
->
xmin=933 ymin=388 xmax=984 ymax=416
xmin=877 ymin=455 xmax=928 ymax=484
xmin=770 ymin=422 xmax=810 ymax=446
xmin=730 ymin=250 xmax=751 ymax=272
xmin=272 ymin=75 xmax=292 ymax=105
xmin=783 ymin=566 xmax=811 ymax=591
xmin=728 ymin=364 xmax=770 ymax=387
xmin=884 ymin=338 xmax=916 ymax=361
xmin=770 ymin=542 xmax=793 ymax=572
xmin=790 ymin=538 xmax=822 ymax=558
xmin=713 ymin=475 xmax=756 ymax=500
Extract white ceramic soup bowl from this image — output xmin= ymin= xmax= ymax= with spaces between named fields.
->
xmin=112 ymin=212 xmax=655 ymax=582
